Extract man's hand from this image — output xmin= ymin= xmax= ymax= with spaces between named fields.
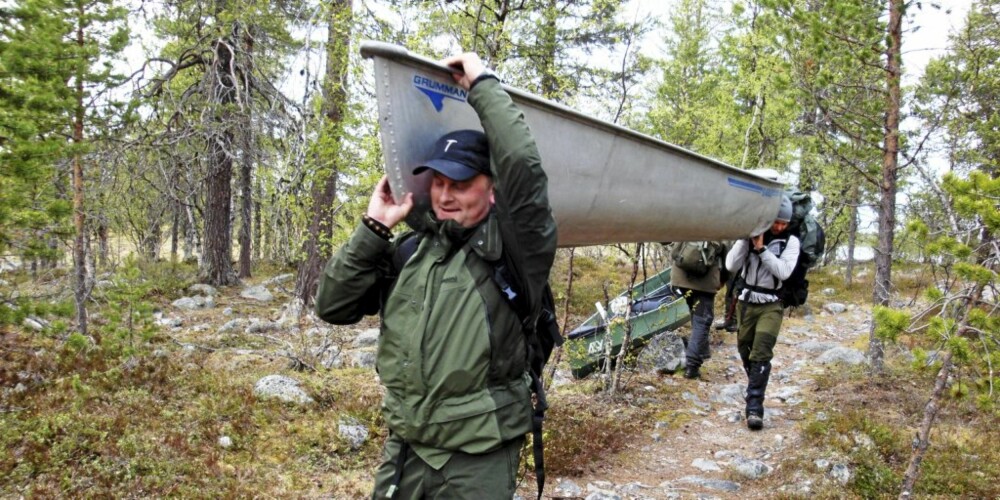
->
xmin=441 ymin=52 xmax=488 ymax=91
xmin=367 ymin=175 xmax=413 ymax=229
xmin=751 ymin=234 xmax=765 ymax=251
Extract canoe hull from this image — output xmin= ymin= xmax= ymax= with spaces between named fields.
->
xmin=565 ymin=267 xmax=690 ymax=379
xmin=361 ymin=41 xmax=784 ymax=247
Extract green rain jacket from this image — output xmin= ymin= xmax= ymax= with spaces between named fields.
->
xmin=315 ymin=78 xmax=557 ymax=469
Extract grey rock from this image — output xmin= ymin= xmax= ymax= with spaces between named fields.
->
xmin=637 ymin=332 xmax=686 ymax=374
xmin=817 ymin=347 xmax=865 ymax=365
xmin=823 ymin=303 xmax=847 ymax=314
xmin=584 ymin=491 xmax=620 ymax=500
xmin=852 ymin=431 xmax=874 ymax=449
xmin=23 ymin=317 xmax=46 ymax=331
xmin=246 ymin=319 xmax=281 ymax=334
xmin=731 ymin=457 xmax=771 ymax=479
xmin=711 ymin=384 xmax=746 ymax=406
xmin=218 ymin=436 xmax=233 ymax=448
xmin=223 ymin=307 xmax=233 ymax=316
xmin=338 ymin=417 xmax=369 ymax=450
xmin=814 ymin=459 xmax=830 ymax=472
xmin=822 ymin=288 xmax=836 ymax=296
xmin=352 ymin=328 xmax=380 ymax=348
xmin=772 ymin=386 xmax=801 ymax=402
xmin=675 ymin=476 xmax=741 ymax=492
xmin=682 ymin=392 xmax=710 ymax=411
xmin=349 ymin=349 xmax=377 ymax=369
xmin=172 ymin=296 xmax=207 ymax=310
xmin=321 ymin=351 xmax=344 ymax=369
xmin=830 ymin=463 xmax=851 ymax=485
xmin=692 ymin=458 xmax=721 ymax=472
xmin=553 ymin=478 xmax=583 ymax=496
xmin=188 ymin=284 xmax=218 ymax=296
xmin=264 ymin=273 xmax=295 ymax=286
xmin=218 ymin=319 xmax=248 ymax=333
xmin=240 ymin=285 xmax=274 ymax=302
xmin=156 ymin=317 xmax=183 ymax=328
xmin=253 ymin=375 xmax=314 ymax=405
xmin=95 ymin=280 xmax=114 ymax=289
xmin=796 ymin=340 xmax=841 ymax=353
xmin=585 ymin=482 xmax=620 ymax=500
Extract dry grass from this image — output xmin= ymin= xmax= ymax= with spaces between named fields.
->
xmin=2 ymin=256 xmax=997 ymax=498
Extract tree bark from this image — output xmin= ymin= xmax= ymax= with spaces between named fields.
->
xmin=72 ymin=5 xmax=92 ymax=342
xmin=868 ymin=0 xmax=903 ymax=375
xmin=200 ymin=35 xmax=239 ymax=286
xmin=293 ymin=0 xmax=352 ymax=308
xmin=845 ymin=183 xmax=859 ymax=286
xmin=238 ymin=158 xmax=253 ymax=278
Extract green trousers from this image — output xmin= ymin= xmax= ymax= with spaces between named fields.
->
xmin=372 ymin=434 xmax=523 ymax=500
xmin=736 ymin=301 xmax=784 ymax=364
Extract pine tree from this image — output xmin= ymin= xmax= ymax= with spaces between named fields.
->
xmin=0 ymin=0 xmax=129 ymax=340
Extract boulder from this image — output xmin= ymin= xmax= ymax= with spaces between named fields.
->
xmin=253 ymin=375 xmax=314 ymax=405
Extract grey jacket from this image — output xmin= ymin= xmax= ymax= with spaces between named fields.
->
xmin=726 ymin=234 xmax=799 ymax=304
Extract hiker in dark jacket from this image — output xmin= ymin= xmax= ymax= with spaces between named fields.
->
xmin=668 ymin=241 xmax=729 ymax=380
xmin=725 ymin=195 xmax=799 ymax=430
xmin=315 ymin=51 xmax=557 ymax=499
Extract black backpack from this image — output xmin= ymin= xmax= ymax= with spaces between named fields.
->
xmin=779 ymin=192 xmax=826 ymax=308
xmin=391 ymin=231 xmax=562 ymax=499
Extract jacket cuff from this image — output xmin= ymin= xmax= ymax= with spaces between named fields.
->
xmin=362 ymin=215 xmax=393 ymax=241
xmin=470 ymin=70 xmax=500 ymax=90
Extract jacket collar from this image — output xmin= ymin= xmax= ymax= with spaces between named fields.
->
xmin=421 ymin=207 xmax=503 ymax=262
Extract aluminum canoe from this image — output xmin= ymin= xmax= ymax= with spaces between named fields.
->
xmin=564 ymin=267 xmax=690 ymax=379
xmin=360 ymin=41 xmax=783 ymax=247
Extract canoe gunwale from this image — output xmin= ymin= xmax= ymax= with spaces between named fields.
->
xmin=359 ymin=40 xmax=784 ymax=187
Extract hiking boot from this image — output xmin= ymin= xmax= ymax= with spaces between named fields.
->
xmin=746 ymin=411 xmax=763 ymax=430
xmin=683 ymin=365 xmax=700 ymax=379
xmin=714 ymin=319 xmax=738 ymax=332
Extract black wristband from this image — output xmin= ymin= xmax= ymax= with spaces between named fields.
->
xmin=470 ymin=70 xmax=499 ymax=90
xmin=363 ymin=215 xmax=392 ymax=241
xmin=754 ymin=246 xmax=766 ymax=255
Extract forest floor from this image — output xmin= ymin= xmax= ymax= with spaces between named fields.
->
xmin=527 ymin=303 xmax=877 ymax=499
xmin=3 ymin=264 xmax=998 ymax=499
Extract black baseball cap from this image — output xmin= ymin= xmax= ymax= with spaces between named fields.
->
xmin=412 ymin=129 xmax=491 ymax=181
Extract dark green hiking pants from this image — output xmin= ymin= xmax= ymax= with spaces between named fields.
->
xmin=372 ymin=434 xmax=523 ymax=499
xmin=736 ymin=301 xmax=784 ymax=365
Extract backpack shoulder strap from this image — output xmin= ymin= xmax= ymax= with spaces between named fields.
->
xmin=390 ymin=231 xmax=421 ymax=276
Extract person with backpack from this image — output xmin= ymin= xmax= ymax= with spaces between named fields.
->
xmin=667 ymin=240 xmax=729 ymax=379
xmin=725 ymin=195 xmax=800 ymax=431
xmin=314 ymin=51 xmax=557 ymax=499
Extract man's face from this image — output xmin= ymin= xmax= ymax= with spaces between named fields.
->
xmin=770 ymin=220 xmax=789 ymax=235
xmin=430 ymin=173 xmax=494 ymax=227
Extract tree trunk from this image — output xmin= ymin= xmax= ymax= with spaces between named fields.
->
xmin=96 ymin=214 xmax=109 ymax=268
xmin=898 ymin=350 xmax=952 ymax=498
xmin=72 ymin=7 xmax=92 ymax=342
xmin=293 ymin=0 xmax=352 ymax=309
xmin=171 ymin=198 xmax=179 ymax=261
xmin=238 ymin=158 xmax=253 ymax=279
xmin=868 ymin=0 xmax=903 ymax=375
xmin=200 ymin=36 xmax=239 ymax=286
xmin=845 ymin=183 xmax=859 ymax=286
xmin=254 ymin=177 xmax=263 ymax=260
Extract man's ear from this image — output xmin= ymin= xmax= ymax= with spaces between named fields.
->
xmin=489 ymin=187 xmax=495 ymax=205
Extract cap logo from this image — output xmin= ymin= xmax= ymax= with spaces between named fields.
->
xmin=444 ymin=139 xmax=458 ymax=152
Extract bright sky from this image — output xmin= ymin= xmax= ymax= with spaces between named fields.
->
xmin=627 ymin=0 xmax=973 ymax=81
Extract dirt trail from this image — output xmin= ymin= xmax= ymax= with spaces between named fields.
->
xmin=529 ymin=303 xmax=870 ymax=499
